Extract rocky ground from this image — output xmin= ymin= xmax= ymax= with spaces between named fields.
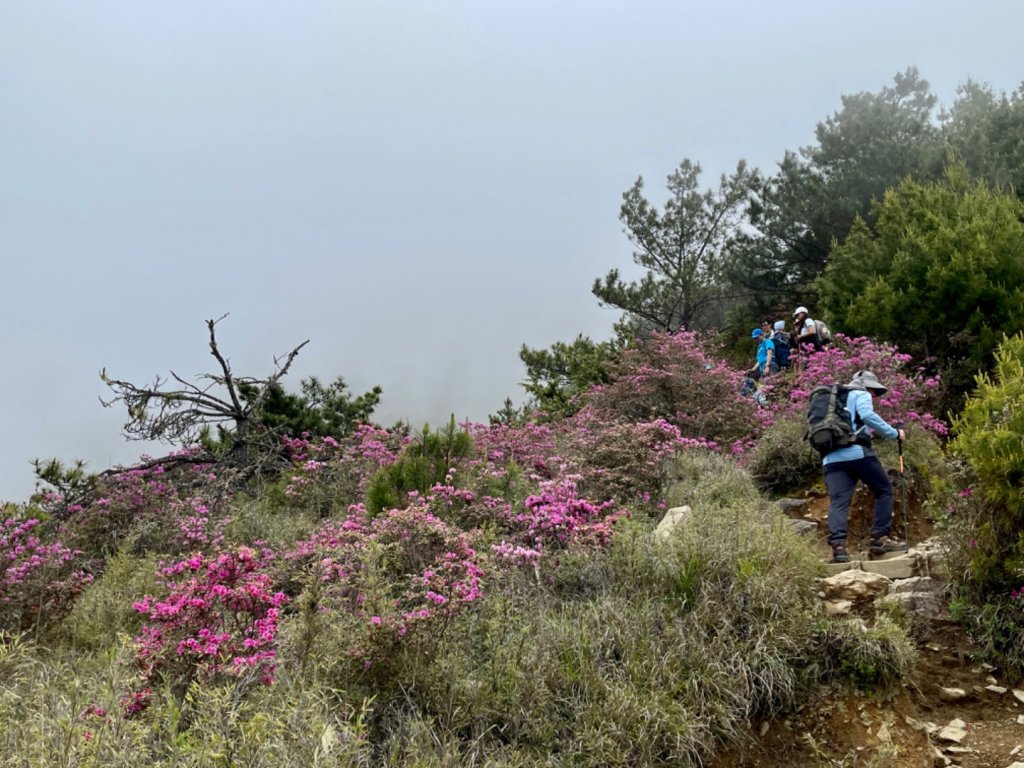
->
xmin=711 ymin=489 xmax=1024 ymax=768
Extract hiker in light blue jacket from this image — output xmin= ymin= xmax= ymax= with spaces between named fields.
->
xmin=824 ymin=370 xmax=907 ymax=564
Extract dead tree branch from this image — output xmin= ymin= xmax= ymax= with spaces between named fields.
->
xmin=100 ymin=315 xmax=309 ymax=450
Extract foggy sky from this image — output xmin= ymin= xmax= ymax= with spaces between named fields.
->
xmin=2 ymin=0 xmax=1022 ymax=501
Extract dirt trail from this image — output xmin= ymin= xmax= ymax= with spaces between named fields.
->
xmin=712 ymin=488 xmax=1024 ymax=767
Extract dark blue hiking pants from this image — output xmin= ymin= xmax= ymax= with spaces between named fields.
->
xmin=823 ymin=456 xmax=893 ymax=548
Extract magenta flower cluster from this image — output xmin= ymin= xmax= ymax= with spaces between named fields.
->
xmin=0 ymin=517 xmax=92 ymax=631
xmin=774 ymin=334 xmax=946 ymax=436
xmin=132 ymin=546 xmax=288 ymax=699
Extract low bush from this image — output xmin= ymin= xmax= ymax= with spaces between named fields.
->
xmin=745 ymin=412 xmax=821 ymax=494
xmin=59 ymin=551 xmax=159 ymax=652
xmin=945 ymin=333 xmax=1024 ymax=675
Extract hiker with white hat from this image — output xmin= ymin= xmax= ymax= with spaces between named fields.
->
xmin=792 ymin=306 xmax=831 ymax=353
xmin=821 ymin=370 xmax=907 ymax=564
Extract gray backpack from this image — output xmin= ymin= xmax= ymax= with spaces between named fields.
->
xmin=805 ymin=385 xmax=856 ymax=456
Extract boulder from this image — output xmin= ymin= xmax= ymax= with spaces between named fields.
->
xmin=823 ymin=600 xmax=853 ymax=616
xmin=777 ymin=498 xmax=809 ymax=517
xmin=937 ymin=687 xmax=968 ymax=703
xmin=821 ymin=570 xmax=892 ymax=602
xmin=879 ymin=576 xmax=948 ymax=619
xmin=937 ymin=718 xmax=968 ymax=743
xmin=655 ymin=506 xmax=693 ymax=540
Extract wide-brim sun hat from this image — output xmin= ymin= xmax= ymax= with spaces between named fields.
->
xmin=848 ymin=370 xmax=888 ymax=394
xmin=793 ymin=306 xmax=809 ymax=316
xmin=751 ymin=328 xmax=763 ymax=338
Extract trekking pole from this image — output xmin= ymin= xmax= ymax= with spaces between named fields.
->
xmin=898 ymin=435 xmax=910 ymax=547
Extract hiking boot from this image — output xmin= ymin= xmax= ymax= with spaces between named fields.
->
xmin=869 ymin=536 xmax=907 ymax=558
xmin=831 ymin=546 xmax=850 ymax=564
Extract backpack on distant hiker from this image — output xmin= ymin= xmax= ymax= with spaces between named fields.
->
xmin=813 ymin=320 xmax=832 ymax=347
xmin=770 ymin=330 xmax=791 ymax=369
xmin=804 ymin=385 xmax=861 ymax=456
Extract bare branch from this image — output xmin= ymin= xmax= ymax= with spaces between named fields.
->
xmin=100 ymin=317 xmax=309 ymax=450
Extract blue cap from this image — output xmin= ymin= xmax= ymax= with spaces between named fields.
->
xmin=751 ymin=328 xmax=763 ymax=338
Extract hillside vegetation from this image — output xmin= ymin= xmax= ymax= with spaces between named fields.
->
xmin=5 ymin=68 xmax=1024 ymax=766
xmin=2 ymin=332 xmax=943 ymax=767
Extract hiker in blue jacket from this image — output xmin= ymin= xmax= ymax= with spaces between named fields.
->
xmin=747 ymin=328 xmax=777 ymax=379
xmin=825 ymin=370 xmax=907 ymax=564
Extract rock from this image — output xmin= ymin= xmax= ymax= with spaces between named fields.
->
xmin=882 ymin=576 xmax=949 ymax=619
xmin=758 ymin=721 xmax=769 ymax=736
xmin=891 ymin=576 xmax=942 ymax=595
xmin=876 ymin=722 xmax=891 ymax=744
xmin=787 ymin=518 xmax=818 ymax=535
xmin=938 ymin=718 xmax=968 ymax=743
xmin=1013 ymin=689 xmax=1024 ymax=704
xmin=823 ymin=600 xmax=853 ymax=616
xmin=1017 ymin=714 xmax=1024 ymax=725
xmin=945 ymin=745 xmax=976 ymax=754
xmin=929 ymin=745 xmax=951 ymax=767
xmin=910 ymin=537 xmax=949 ymax=578
xmin=825 ymin=560 xmax=858 ymax=575
xmin=1011 ymin=744 xmax=1021 ymax=756
xmin=986 ymin=685 xmax=1008 ymax=694
xmin=821 ymin=570 xmax=892 ymax=602
xmin=938 ymin=687 xmax=969 ymax=703
xmin=862 ymin=552 xmax=918 ymax=579
xmin=777 ymin=498 xmax=809 ymax=516
xmin=987 ymin=675 xmax=999 ymax=685
xmin=905 ymin=715 xmax=926 ymax=731
xmin=1006 ymin=763 xmax=1024 ymax=768
xmin=655 ymin=506 xmax=692 ymax=540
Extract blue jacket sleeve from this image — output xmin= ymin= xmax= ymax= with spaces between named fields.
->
xmin=851 ymin=390 xmax=898 ymax=439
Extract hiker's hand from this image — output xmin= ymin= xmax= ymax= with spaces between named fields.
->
xmin=897 ymin=429 xmax=906 ymax=441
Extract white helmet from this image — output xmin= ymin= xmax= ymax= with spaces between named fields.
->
xmin=793 ymin=306 xmax=809 ymax=317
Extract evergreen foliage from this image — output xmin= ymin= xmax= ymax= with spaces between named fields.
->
xmin=593 ymin=159 xmax=759 ymax=333
xmin=819 ymin=160 xmax=1024 ymax=403
xmin=518 ymin=334 xmax=620 ymax=418
xmin=947 ymin=333 xmax=1024 ymax=675
xmin=366 ymin=417 xmax=472 ymax=517
xmin=251 ymin=376 xmax=382 ymax=439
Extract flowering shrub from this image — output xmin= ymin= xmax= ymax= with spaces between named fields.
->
xmin=566 ymin=412 xmax=717 ymax=504
xmin=279 ymin=426 xmax=407 ymax=511
xmin=132 ymin=546 xmax=288 ymax=699
xmin=775 ymin=334 xmax=946 ymax=436
xmin=35 ymin=454 xmax=228 ymax=560
xmin=490 ymin=476 xmax=629 ymax=573
xmin=286 ymin=503 xmax=484 ymax=653
xmin=0 ymin=517 xmax=92 ymax=632
xmin=470 ymin=421 xmax=567 ymax=483
xmin=583 ymin=331 xmax=762 ymax=447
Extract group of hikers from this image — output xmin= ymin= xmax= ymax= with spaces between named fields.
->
xmin=746 ymin=305 xmax=829 ymax=381
xmin=743 ymin=306 xmax=908 ymax=564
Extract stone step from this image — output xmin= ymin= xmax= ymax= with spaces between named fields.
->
xmin=823 ymin=552 xmax=921 ymax=580
xmin=862 ymin=553 xmax=917 ymax=580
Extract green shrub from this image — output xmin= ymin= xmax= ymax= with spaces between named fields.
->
xmin=59 ymin=551 xmax=159 ymax=651
xmin=811 ymin=614 xmax=916 ymax=693
xmin=366 ymin=418 xmax=472 ymax=517
xmin=663 ymin=449 xmax=764 ymax=511
xmin=745 ymin=412 xmax=821 ymax=494
xmin=947 ymin=333 xmax=1024 ymax=675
